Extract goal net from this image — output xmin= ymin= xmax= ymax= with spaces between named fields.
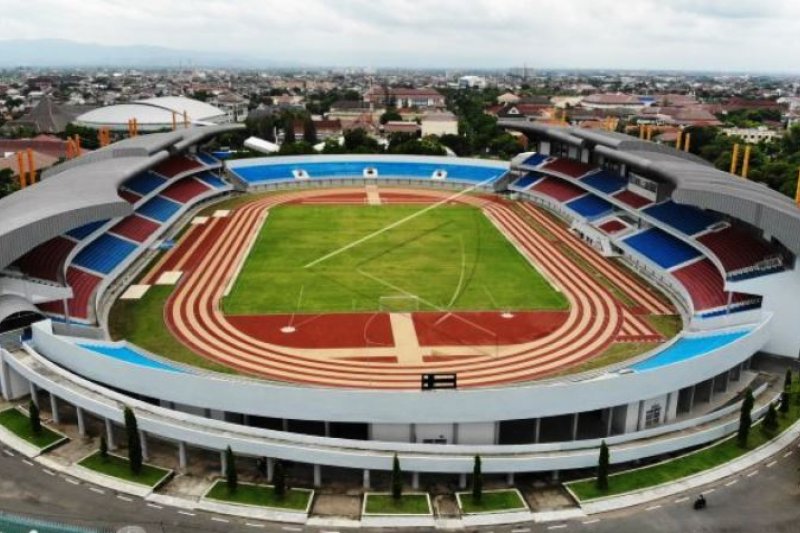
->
xmin=379 ymin=295 xmax=421 ymax=312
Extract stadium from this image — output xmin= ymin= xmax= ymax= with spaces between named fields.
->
xmin=0 ymin=120 xmax=794 ymax=490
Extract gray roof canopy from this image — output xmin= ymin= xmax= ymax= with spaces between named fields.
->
xmin=501 ymin=121 xmax=800 ymax=255
xmin=0 ymin=124 xmax=242 ymax=271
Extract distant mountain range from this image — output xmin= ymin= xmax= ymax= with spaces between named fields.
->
xmin=0 ymin=39 xmax=294 ymax=68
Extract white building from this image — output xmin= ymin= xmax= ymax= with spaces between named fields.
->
xmin=721 ymin=127 xmax=782 ymax=144
xmin=458 ymin=75 xmax=487 ymax=89
xmin=421 ymin=111 xmax=459 ymax=137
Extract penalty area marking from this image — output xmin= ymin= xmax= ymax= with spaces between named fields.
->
xmin=303 ymin=177 xmax=496 ymax=269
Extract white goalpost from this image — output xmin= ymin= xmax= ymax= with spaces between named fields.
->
xmin=378 ymin=295 xmax=421 ymax=312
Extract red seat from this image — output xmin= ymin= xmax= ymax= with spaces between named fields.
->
xmin=698 ymin=226 xmax=779 ymax=273
xmin=109 ymin=215 xmax=161 ymax=243
xmin=541 ymin=158 xmax=595 ymax=178
xmin=38 ymin=267 xmax=102 ymax=319
xmin=531 ymin=177 xmax=586 ymax=202
xmin=160 ymin=178 xmax=211 ymax=204
xmin=614 ymin=190 xmax=652 ymax=209
xmin=13 ymin=236 xmax=76 ymax=282
xmin=152 ymin=155 xmax=203 ymax=178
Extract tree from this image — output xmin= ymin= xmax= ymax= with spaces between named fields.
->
xmin=0 ymin=168 xmax=19 ymax=200
xmin=762 ymin=402 xmax=779 ymax=436
xmin=28 ymin=400 xmax=41 ymax=436
xmin=99 ymin=435 xmax=108 ymax=459
xmin=273 ymin=459 xmax=286 ymax=500
xmin=391 ymin=454 xmax=403 ymax=500
xmin=283 ymin=122 xmax=296 ymax=144
xmin=737 ymin=388 xmax=754 ymax=448
xmin=785 ymin=369 xmax=793 ymax=391
xmin=343 ymin=128 xmax=381 ymax=153
xmin=124 ymin=407 xmax=142 ymax=475
xmin=380 ymin=109 xmax=403 ymax=125
xmin=597 ymin=441 xmax=610 ymax=492
xmin=302 ymin=117 xmax=318 ymax=145
xmin=225 ymin=446 xmax=237 ymax=493
xmin=780 ymin=391 xmax=790 ymax=414
xmin=471 ymin=455 xmax=483 ymax=503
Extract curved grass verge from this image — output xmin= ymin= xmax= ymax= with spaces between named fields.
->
xmin=78 ymin=451 xmax=171 ymax=487
xmin=364 ymin=493 xmax=431 ymax=515
xmin=0 ymin=408 xmax=65 ymax=449
xmin=205 ymin=480 xmax=312 ymax=511
xmin=457 ymin=489 xmax=527 ymax=514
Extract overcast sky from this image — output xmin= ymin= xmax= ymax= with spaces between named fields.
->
xmin=1 ymin=0 xmax=799 ymax=71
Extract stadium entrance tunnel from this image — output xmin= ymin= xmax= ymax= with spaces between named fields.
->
xmin=0 ymin=295 xmax=44 ymax=337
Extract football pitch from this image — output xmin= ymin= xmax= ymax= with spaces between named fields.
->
xmin=223 ymin=204 xmax=569 ymax=314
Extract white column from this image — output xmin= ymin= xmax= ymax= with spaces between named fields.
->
xmin=412 ymin=472 xmax=420 ymax=490
xmin=105 ymin=418 xmax=116 ymax=450
xmin=534 ymin=418 xmax=541 ymax=443
xmin=29 ymin=382 xmax=38 ymax=407
xmin=572 ymin=413 xmax=579 ymax=440
xmin=459 ymin=473 xmax=467 ymax=489
xmin=324 ymin=421 xmax=331 ymax=437
xmin=49 ymin=394 xmax=60 ymax=424
xmin=267 ymin=457 xmax=274 ymax=482
xmin=0 ymin=351 xmax=10 ymax=401
xmin=139 ymin=430 xmax=148 ymax=461
xmin=363 ymin=469 xmax=370 ymax=490
xmin=76 ymin=406 xmax=86 ymax=437
xmin=606 ymin=407 xmax=615 ymax=436
xmin=688 ymin=385 xmax=696 ymax=412
xmin=313 ymin=464 xmax=321 ymax=487
xmin=178 ymin=441 xmax=187 ymax=470
xmin=507 ymin=472 xmax=515 ymax=485
xmin=220 ymin=450 xmax=228 ymax=477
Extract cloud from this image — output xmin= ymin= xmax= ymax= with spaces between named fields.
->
xmin=0 ymin=0 xmax=798 ymax=71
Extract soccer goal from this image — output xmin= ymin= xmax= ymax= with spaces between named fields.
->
xmin=378 ymin=295 xmax=421 ymax=312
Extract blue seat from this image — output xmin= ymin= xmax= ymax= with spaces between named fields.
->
xmin=137 ymin=196 xmax=181 ymax=223
xmin=566 ymin=195 xmax=614 ymax=219
xmin=72 ymin=234 xmax=137 ymax=275
xmin=123 ymin=172 xmax=167 ymax=196
xmin=644 ymin=201 xmax=719 ymax=235
xmin=581 ymin=170 xmax=627 ymax=194
xmin=196 ymin=153 xmax=219 ymax=166
xmin=65 ymin=219 xmax=108 ymax=241
xmin=510 ymin=173 xmax=543 ymax=191
xmin=629 ymin=330 xmax=750 ymax=372
xmin=196 ymin=172 xmax=227 ymax=189
xmin=623 ymin=228 xmax=701 ymax=269
xmin=523 ymin=153 xmax=548 ymax=167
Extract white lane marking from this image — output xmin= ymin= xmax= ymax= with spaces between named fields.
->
xmin=784 ymin=450 xmax=793 ymax=458
xmin=725 ymin=479 xmax=738 ymax=487
xmin=42 ymin=468 xmax=55 ymax=476
xmin=645 ymin=504 xmax=662 ymax=511
xmin=22 ymin=459 xmax=33 ymax=466
xmin=512 ymin=529 xmax=531 ymax=533
xmin=245 ymin=523 xmax=266 ymax=528
xmin=89 ymin=487 xmax=105 ymax=494
xmin=674 ymin=497 xmax=689 ymax=504
xmin=65 ymin=477 xmax=80 ymax=485
xmin=211 ymin=517 xmax=230 ymax=523
xmin=767 ymin=460 xmax=777 ymax=468
xmin=282 ymin=527 xmax=302 ymax=532
xmin=2 ymin=449 xmax=14 ymax=457
xmin=177 ymin=510 xmax=195 ymax=516
xmin=146 ymin=503 xmax=163 ymax=509
xmin=548 ymin=526 xmax=567 ymax=531
xmin=583 ymin=518 xmax=601 ymax=525
xmin=747 ymin=470 xmax=759 ymax=477
xmin=705 ymin=488 xmax=715 ymax=494
xmin=117 ymin=495 xmax=133 ymax=502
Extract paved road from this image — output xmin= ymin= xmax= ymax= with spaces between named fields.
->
xmin=0 ymin=441 xmax=798 ymax=532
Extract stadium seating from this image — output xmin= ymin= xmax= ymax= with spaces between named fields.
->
xmin=614 ymin=189 xmax=653 ymax=209
xmin=522 ymin=153 xmax=549 ymax=167
xmin=109 ymin=215 xmax=161 ymax=243
xmin=123 ymin=172 xmax=167 ymax=197
xmin=13 ymin=236 xmax=76 ymax=281
xmin=72 ymin=234 xmax=138 ymax=275
xmin=643 ymin=200 xmax=720 ymax=235
xmin=623 ymin=228 xmax=701 ymax=269
xmin=196 ymin=172 xmax=228 ymax=189
xmin=580 ymin=170 xmax=627 ymax=194
xmin=118 ymin=189 xmax=141 ymax=204
xmin=509 ymin=173 xmax=543 ymax=191
xmin=530 ymin=177 xmax=586 ymax=202
xmin=629 ymin=329 xmax=751 ymax=372
xmin=541 ymin=158 xmax=595 ymax=178
xmin=565 ymin=194 xmax=614 ymax=220
xmin=671 ymin=259 xmax=733 ymax=310
xmin=137 ymin=196 xmax=182 ymax=223
xmin=38 ymin=267 xmax=103 ymax=319
xmin=598 ymin=219 xmax=628 ymax=235
xmin=152 ymin=155 xmax=203 ymax=178
xmin=161 ymin=178 xmax=212 ymax=204
xmin=196 ymin=153 xmax=220 ymax=166
xmin=65 ymin=219 xmax=108 ymax=241
xmin=698 ymin=225 xmax=783 ymax=275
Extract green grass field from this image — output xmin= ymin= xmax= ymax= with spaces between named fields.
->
xmin=78 ymin=451 xmax=171 ymax=487
xmin=224 ymin=204 xmax=568 ymax=314
xmin=458 ymin=489 xmax=528 ymax=513
xmin=206 ymin=481 xmax=312 ymax=510
xmin=0 ymin=408 xmax=65 ymax=449
xmin=364 ymin=493 xmax=432 ymax=515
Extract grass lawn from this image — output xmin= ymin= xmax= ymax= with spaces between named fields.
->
xmin=0 ymin=409 xmax=64 ymax=449
xmin=364 ymin=493 xmax=432 ymax=515
xmin=224 ymin=204 xmax=568 ymax=314
xmin=206 ymin=480 xmax=311 ymax=511
xmin=78 ymin=451 xmax=170 ymax=487
xmin=108 ymin=285 xmax=235 ymax=374
xmin=458 ymin=489 xmax=527 ymax=513
xmin=568 ymin=398 xmax=800 ymax=501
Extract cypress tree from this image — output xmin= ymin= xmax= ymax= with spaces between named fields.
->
xmin=99 ymin=435 xmax=108 ymax=459
xmin=763 ymin=403 xmax=779 ymax=435
xmin=785 ymin=369 xmax=793 ymax=391
xmin=28 ymin=400 xmax=41 ymax=436
xmin=303 ymin=117 xmax=318 ymax=145
xmin=597 ymin=441 xmax=610 ymax=492
xmin=391 ymin=454 xmax=403 ymax=500
xmin=273 ymin=459 xmax=286 ymax=500
xmin=225 ymin=446 xmax=237 ymax=493
xmin=737 ymin=388 xmax=754 ymax=448
xmin=472 ymin=455 xmax=483 ymax=503
xmin=781 ymin=391 xmax=790 ymax=414
xmin=124 ymin=407 xmax=142 ymax=475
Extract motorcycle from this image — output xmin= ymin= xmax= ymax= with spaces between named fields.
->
xmin=693 ymin=495 xmax=707 ymax=510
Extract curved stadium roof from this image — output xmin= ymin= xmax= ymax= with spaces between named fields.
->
xmin=501 ymin=120 xmax=800 ymax=256
xmin=75 ymin=96 xmax=228 ymax=132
